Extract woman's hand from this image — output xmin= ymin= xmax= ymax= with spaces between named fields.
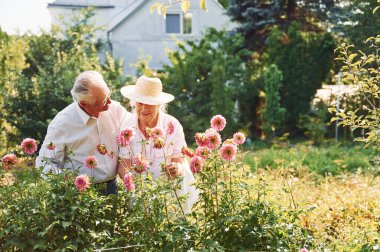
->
xmin=165 ymin=162 xmax=183 ymax=177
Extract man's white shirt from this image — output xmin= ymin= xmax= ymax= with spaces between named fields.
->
xmin=36 ymin=101 xmax=131 ymax=183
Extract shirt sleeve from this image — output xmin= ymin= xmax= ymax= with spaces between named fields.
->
xmin=113 ymin=101 xmax=133 ymax=131
xmin=113 ymin=102 xmax=134 ymax=158
xmin=35 ymin=121 xmax=67 ymax=177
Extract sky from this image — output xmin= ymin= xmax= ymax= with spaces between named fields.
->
xmin=0 ymin=0 xmax=54 ymax=34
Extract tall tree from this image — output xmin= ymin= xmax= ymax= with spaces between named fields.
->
xmin=226 ymin=0 xmax=328 ymax=51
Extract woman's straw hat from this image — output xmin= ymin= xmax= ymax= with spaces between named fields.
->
xmin=120 ymin=76 xmax=174 ymax=105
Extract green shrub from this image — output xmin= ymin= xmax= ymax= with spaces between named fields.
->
xmin=162 ymin=28 xmax=258 ymax=141
xmin=0 ymin=119 xmax=314 ymax=251
xmin=0 ymin=9 xmax=126 ymax=151
xmin=267 ymin=22 xmax=336 ymax=133
xmin=0 ymin=170 xmax=115 ymax=251
xmin=262 ymin=64 xmax=286 ymax=140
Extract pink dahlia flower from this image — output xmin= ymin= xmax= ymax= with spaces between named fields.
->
xmin=206 ymin=130 xmax=222 ymax=150
xmin=47 ymin=142 xmax=56 ymax=151
xmin=153 ymin=138 xmax=165 ymax=149
xmin=75 ymin=174 xmax=91 ymax=191
xmin=20 ymin=138 xmax=38 ymax=155
xmin=97 ymin=144 xmax=107 ymax=155
xmin=181 ymin=147 xmax=194 ymax=158
xmin=190 ymin=156 xmax=203 ymax=174
xmin=195 ymin=146 xmax=210 ymax=159
xmin=124 ymin=172 xmax=135 ymax=191
xmin=195 ymin=132 xmax=209 ymax=147
xmin=166 ymin=121 xmax=175 ymax=136
xmin=117 ymin=127 xmax=135 ymax=147
xmin=220 ymin=143 xmax=237 ymax=161
xmin=1 ymin=153 xmax=17 ymax=170
xmin=299 ymin=248 xmax=308 ymax=252
xmin=233 ymin=132 xmax=246 ymax=145
xmin=151 ymin=127 xmax=164 ymax=139
xmin=84 ymin=156 xmax=97 ymax=169
xmin=210 ymin=115 xmax=226 ymax=132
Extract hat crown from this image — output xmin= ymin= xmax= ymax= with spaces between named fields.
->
xmin=135 ymin=76 xmax=162 ymax=97
xmin=120 ymin=75 xmax=174 ymax=105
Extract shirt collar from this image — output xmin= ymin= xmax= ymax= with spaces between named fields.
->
xmin=75 ymin=102 xmax=96 ymax=125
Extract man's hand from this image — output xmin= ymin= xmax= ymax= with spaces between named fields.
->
xmin=118 ymin=158 xmax=132 ymax=179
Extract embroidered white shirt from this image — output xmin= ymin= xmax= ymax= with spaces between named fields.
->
xmin=120 ymin=111 xmax=199 ymax=212
xmin=36 ymin=101 xmax=132 ymax=183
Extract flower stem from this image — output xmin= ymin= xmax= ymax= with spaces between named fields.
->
xmin=164 ymin=194 xmax=171 ymax=225
xmin=214 ymin=159 xmax=218 ymax=214
xmin=173 ymin=187 xmax=187 ymax=220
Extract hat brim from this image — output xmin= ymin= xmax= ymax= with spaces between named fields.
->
xmin=120 ymin=85 xmax=175 ymax=105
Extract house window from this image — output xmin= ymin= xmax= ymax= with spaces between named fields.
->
xmin=166 ymin=14 xmax=180 ymax=33
xmin=183 ymin=13 xmax=192 ymax=34
xmin=165 ymin=13 xmax=192 ymax=34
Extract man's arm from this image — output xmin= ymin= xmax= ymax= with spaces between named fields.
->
xmin=118 ymin=158 xmax=132 ymax=179
xmin=36 ymin=124 xmax=66 ymax=177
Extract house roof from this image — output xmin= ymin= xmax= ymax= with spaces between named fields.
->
xmin=48 ymin=0 xmax=114 ymax=8
xmin=107 ymin=0 xmax=225 ymax=32
xmin=108 ymin=0 xmax=145 ymax=32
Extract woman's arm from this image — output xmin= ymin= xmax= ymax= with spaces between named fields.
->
xmin=166 ymin=157 xmax=185 ymax=177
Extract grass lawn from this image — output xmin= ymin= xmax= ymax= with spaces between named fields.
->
xmin=244 ymin=141 xmax=380 ymax=250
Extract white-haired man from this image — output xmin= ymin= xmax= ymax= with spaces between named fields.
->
xmin=36 ymin=70 xmax=132 ymax=195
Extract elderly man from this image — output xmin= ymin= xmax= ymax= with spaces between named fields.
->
xmin=36 ymin=70 xmax=131 ymax=195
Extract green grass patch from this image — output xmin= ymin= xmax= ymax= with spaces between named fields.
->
xmin=244 ymin=141 xmax=377 ymax=176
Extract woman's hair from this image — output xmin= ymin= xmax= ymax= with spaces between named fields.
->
xmin=71 ymin=70 xmax=109 ymax=104
xmin=129 ymin=100 xmax=167 ymax=113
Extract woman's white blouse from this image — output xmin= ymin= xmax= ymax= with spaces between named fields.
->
xmin=120 ymin=111 xmax=199 ymax=212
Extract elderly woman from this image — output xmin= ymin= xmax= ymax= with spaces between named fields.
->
xmin=118 ymin=75 xmax=199 ymax=212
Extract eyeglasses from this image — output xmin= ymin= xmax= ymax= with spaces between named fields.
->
xmin=98 ymin=89 xmax=112 ymax=107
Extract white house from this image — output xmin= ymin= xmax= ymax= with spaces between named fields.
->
xmin=48 ymin=0 xmax=232 ymax=74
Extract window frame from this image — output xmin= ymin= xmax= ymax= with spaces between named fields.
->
xmin=165 ymin=12 xmax=193 ymax=35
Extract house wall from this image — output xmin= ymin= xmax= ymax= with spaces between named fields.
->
xmin=48 ymin=0 xmax=233 ymax=74
xmin=48 ymin=6 xmax=113 ymax=40
xmin=110 ymin=0 xmax=232 ymax=74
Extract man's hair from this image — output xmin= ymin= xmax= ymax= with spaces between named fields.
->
xmin=71 ymin=70 xmax=109 ymax=104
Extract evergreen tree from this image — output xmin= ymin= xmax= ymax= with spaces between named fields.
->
xmin=262 ymin=64 xmax=286 ymax=140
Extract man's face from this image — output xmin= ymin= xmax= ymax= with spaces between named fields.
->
xmin=81 ymin=86 xmax=111 ymax=117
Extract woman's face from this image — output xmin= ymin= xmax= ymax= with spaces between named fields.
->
xmin=135 ymin=102 xmax=160 ymax=123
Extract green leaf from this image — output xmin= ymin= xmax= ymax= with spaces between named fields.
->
xmin=199 ymin=0 xmax=207 ymax=11
xmin=373 ymin=6 xmax=380 ymax=14
xmin=181 ymin=0 xmax=190 ymax=13
xmin=150 ymin=3 xmax=162 ymax=14
xmin=162 ymin=5 xmax=169 ymax=16
xmin=348 ymin=53 xmax=357 ymax=62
